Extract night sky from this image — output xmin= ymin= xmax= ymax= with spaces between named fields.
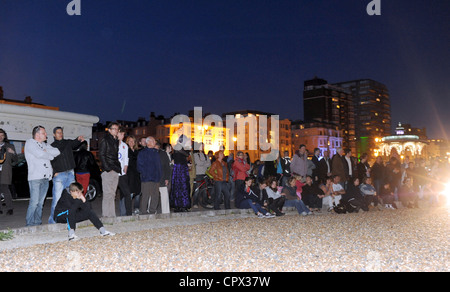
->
xmin=1 ymin=0 xmax=449 ymax=138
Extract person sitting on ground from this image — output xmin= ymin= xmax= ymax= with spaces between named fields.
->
xmin=264 ymin=178 xmax=286 ymax=216
xmin=319 ymin=177 xmax=333 ymax=211
xmin=342 ymin=177 xmax=368 ymax=212
xmin=360 ymin=177 xmax=381 ymax=210
xmin=235 ymin=177 xmax=275 ymax=218
xmin=323 ymin=175 xmax=345 ymax=212
xmin=301 ymin=175 xmax=325 ymax=212
xmin=54 ymin=182 xmax=115 ymax=241
xmin=379 ymin=183 xmax=397 ymax=209
xmin=281 ymin=177 xmax=312 ymax=216
xmin=293 ymin=174 xmax=306 ymax=200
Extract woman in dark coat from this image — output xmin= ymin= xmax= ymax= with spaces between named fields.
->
xmin=126 ymin=136 xmax=142 ymax=213
xmin=0 ymin=129 xmax=17 ymax=215
xmin=126 ymin=136 xmax=141 ymax=200
xmin=342 ymin=177 xmax=368 ymax=212
xmin=170 ymin=135 xmax=191 ymax=212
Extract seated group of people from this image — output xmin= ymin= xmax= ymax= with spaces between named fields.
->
xmin=234 ymin=174 xmax=406 ymax=218
xmin=234 ymin=175 xmax=313 ymax=218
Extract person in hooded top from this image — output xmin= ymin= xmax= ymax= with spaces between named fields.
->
xmin=54 ymin=182 xmax=114 ymax=241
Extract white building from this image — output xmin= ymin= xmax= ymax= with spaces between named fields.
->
xmin=0 ymin=103 xmax=99 ymax=153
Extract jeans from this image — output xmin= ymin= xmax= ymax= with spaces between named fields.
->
xmin=284 ymin=199 xmax=310 ymax=215
xmin=214 ymin=181 xmax=231 ymax=210
xmin=26 ymin=179 xmax=50 ymax=226
xmin=234 ymin=180 xmax=245 ymax=197
xmin=49 ymin=170 xmax=75 ymax=224
xmin=238 ymin=199 xmax=268 ymax=215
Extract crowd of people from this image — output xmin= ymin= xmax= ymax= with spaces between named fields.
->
xmin=1 ymin=124 xmax=449 ymax=240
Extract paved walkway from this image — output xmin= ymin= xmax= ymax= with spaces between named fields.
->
xmin=0 ymin=197 xmax=252 ymax=235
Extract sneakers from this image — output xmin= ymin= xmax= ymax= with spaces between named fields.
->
xmin=256 ymin=212 xmax=275 ymax=218
xmin=100 ymin=229 xmax=115 ymax=237
xmin=68 ymin=228 xmax=115 ymax=241
xmin=68 ymin=231 xmax=115 ymax=241
xmin=68 ymin=234 xmax=79 ymax=241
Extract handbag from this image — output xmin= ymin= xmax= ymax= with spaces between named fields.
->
xmin=0 ymin=147 xmax=6 ymax=164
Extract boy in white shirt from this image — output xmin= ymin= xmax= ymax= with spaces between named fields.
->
xmin=323 ymin=175 xmax=345 ymax=211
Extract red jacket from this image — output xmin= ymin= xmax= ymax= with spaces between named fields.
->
xmin=232 ymin=158 xmax=251 ymax=181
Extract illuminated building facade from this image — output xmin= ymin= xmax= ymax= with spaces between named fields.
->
xmin=291 ymin=120 xmax=343 ymax=157
xmin=333 ymin=79 xmax=391 ymax=156
xmin=303 ymin=77 xmax=356 ymax=154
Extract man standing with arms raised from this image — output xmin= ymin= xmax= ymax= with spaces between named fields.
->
xmin=48 ymin=127 xmax=84 ymax=224
xmin=99 ymin=122 xmax=121 ymax=218
xmin=25 ymin=126 xmax=60 ymax=226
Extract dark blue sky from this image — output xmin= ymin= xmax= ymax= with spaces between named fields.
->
xmin=1 ymin=0 xmax=449 ymax=138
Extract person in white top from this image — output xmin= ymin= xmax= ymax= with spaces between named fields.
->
xmin=117 ymin=127 xmax=133 ymax=216
xmin=322 ymin=175 xmax=345 ymax=212
xmin=264 ymin=178 xmax=286 ymax=216
xmin=25 ymin=126 xmax=60 ymax=226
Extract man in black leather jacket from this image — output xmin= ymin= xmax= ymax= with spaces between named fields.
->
xmin=99 ymin=122 xmax=121 ymax=217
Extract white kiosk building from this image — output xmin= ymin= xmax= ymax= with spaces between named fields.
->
xmin=0 ymin=102 xmax=99 ymax=153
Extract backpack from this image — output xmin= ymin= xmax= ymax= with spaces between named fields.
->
xmin=333 ymin=203 xmax=347 ymax=214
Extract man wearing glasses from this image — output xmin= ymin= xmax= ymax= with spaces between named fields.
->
xmin=98 ymin=122 xmax=121 ymax=217
xmin=24 ymin=126 xmax=60 ymax=226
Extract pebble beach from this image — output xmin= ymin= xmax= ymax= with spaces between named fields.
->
xmin=0 ymin=206 xmax=448 ymax=272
